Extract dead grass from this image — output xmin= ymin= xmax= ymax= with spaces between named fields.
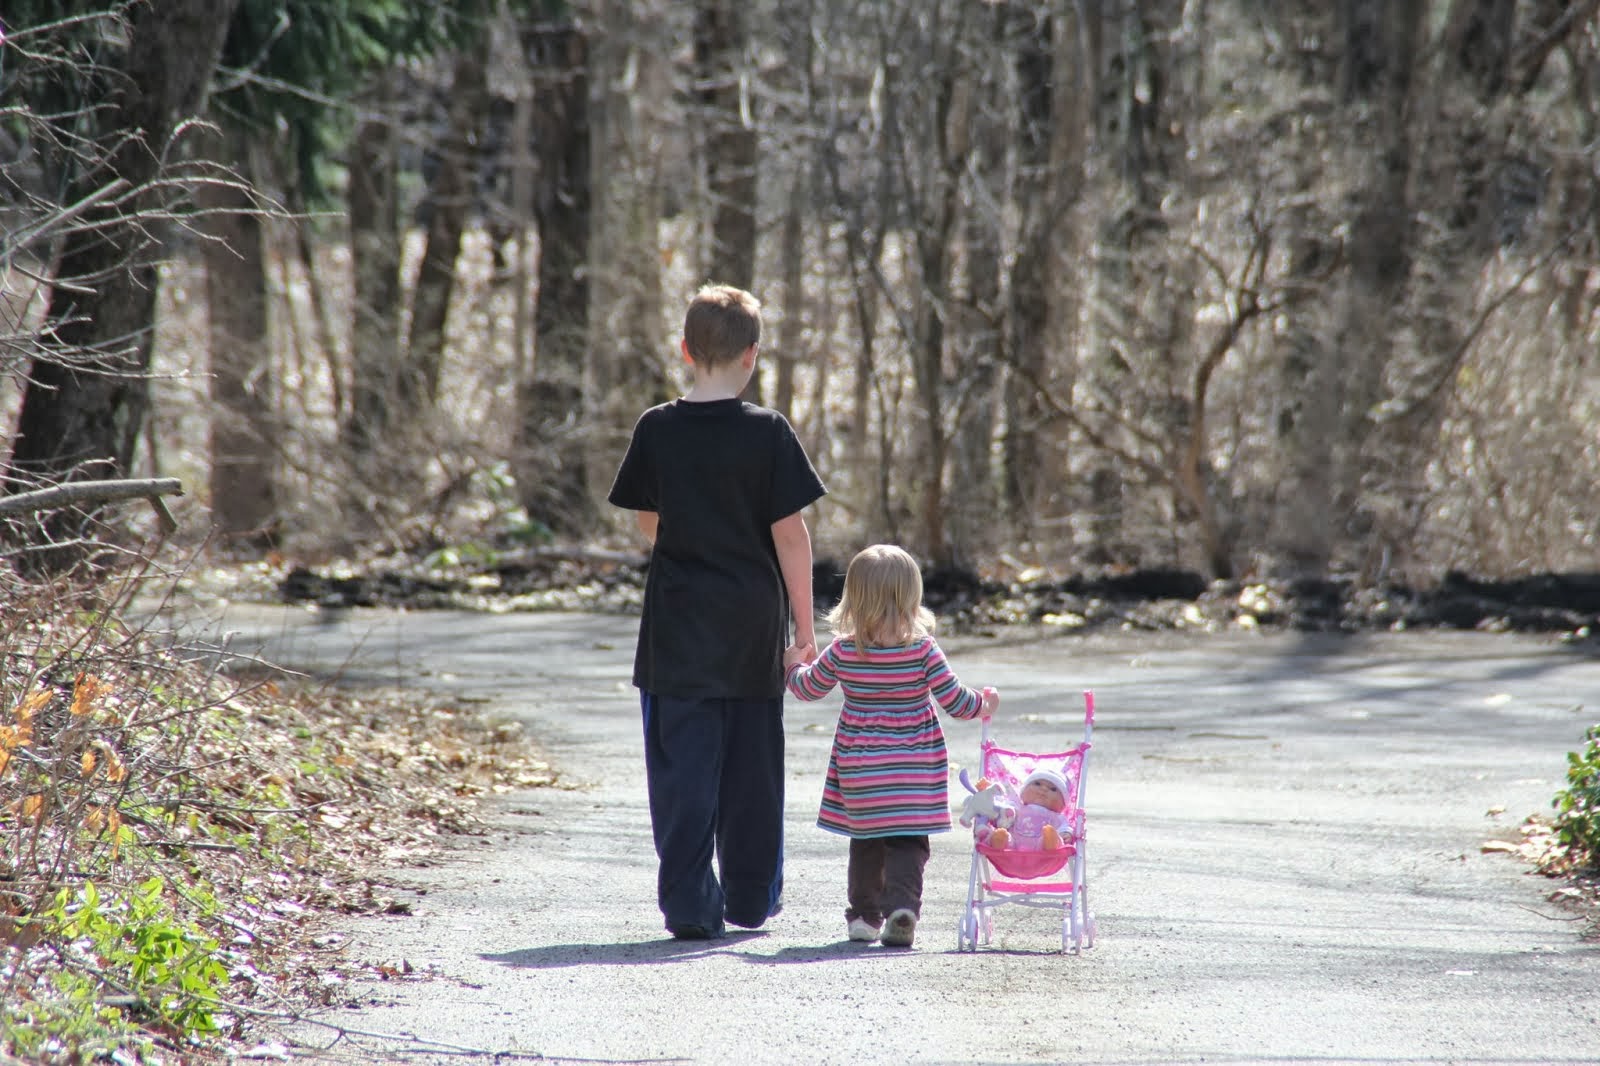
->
xmin=0 ymin=576 xmax=555 ymax=1063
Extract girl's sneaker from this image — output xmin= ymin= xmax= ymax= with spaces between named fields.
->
xmin=847 ymin=917 xmax=881 ymax=942
xmin=880 ymin=908 xmax=917 ymax=947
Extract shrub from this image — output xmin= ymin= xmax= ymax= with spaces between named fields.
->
xmin=1552 ymin=725 xmax=1600 ymax=871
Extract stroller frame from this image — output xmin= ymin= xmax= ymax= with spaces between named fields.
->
xmin=957 ymin=690 xmax=1095 ymax=953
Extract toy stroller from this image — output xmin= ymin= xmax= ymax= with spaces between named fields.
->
xmin=956 ymin=690 xmax=1095 ymax=953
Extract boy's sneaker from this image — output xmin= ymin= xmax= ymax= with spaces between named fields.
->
xmin=847 ymin=917 xmax=881 ymax=942
xmin=667 ymin=922 xmax=724 ymax=941
xmin=880 ymin=908 xmax=917 ymax=948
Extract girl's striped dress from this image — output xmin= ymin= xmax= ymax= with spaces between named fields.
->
xmin=785 ymin=636 xmax=984 ymax=839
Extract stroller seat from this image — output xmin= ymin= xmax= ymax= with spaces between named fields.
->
xmin=957 ymin=690 xmax=1096 ymax=953
xmin=974 ymin=827 xmax=1078 ymax=882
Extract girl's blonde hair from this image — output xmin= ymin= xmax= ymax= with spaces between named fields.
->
xmin=827 ymin=544 xmax=935 ymax=648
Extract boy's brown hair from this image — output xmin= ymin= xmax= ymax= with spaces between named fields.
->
xmin=683 ymin=284 xmax=762 ymax=369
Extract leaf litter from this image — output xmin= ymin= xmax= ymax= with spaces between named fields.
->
xmin=1 ymin=603 xmax=556 ymax=1062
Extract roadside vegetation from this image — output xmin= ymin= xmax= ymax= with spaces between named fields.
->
xmin=1554 ymin=727 xmax=1600 ymax=872
xmin=1485 ymin=722 xmax=1600 ymax=941
xmin=1549 ymin=728 xmax=1600 ymax=897
xmin=1 ymin=533 xmax=554 ymax=1063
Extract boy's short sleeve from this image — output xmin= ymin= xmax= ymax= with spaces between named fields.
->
xmin=609 ymin=399 xmax=822 ymax=700
xmin=607 ymin=412 xmax=654 ymax=512
xmin=767 ymin=415 xmax=825 ymax=523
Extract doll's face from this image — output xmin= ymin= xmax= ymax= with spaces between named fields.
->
xmin=1021 ymin=777 xmax=1065 ymax=812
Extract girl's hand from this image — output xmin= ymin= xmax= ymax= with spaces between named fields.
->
xmin=783 ymin=642 xmax=816 ymax=669
xmin=980 ymin=687 xmax=1000 ymax=720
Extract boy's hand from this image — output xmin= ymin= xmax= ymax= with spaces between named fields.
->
xmin=783 ymin=642 xmax=816 ymax=669
xmin=980 ymin=687 xmax=1000 ymax=720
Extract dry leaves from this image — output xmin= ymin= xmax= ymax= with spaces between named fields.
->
xmin=2 ymin=607 xmax=558 ymax=1058
xmin=1483 ymin=815 xmax=1600 ymax=937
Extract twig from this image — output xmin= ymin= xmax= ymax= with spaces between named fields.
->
xmin=0 ymin=478 xmax=184 ymax=534
xmin=1511 ymin=901 xmax=1587 ymax=921
xmin=143 ymin=840 xmax=240 ymax=852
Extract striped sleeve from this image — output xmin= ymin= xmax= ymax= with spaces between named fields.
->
xmin=924 ymin=639 xmax=982 ymax=720
xmin=786 ymin=640 xmax=841 ymax=701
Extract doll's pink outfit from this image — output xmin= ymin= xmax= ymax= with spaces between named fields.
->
xmin=1008 ymin=802 xmax=1075 ymax=851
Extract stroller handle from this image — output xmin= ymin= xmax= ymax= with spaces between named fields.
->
xmin=979 ymin=688 xmax=1095 ymax=748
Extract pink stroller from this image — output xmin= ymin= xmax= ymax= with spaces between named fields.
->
xmin=957 ymin=690 xmax=1095 ymax=953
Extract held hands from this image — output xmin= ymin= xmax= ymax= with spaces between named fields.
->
xmin=979 ymin=686 xmax=1000 ymax=720
xmin=783 ymin=641 xmax=817 ymax=669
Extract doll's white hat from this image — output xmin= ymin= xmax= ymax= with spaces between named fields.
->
xmin=1021 ymin=768 xmax=1069 ymax=800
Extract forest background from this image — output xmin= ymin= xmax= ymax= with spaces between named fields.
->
xmin=3 ymin=3 xmax=1600 ymax=1060
xmin=6 ymin=0 xmax=1600 ymax=587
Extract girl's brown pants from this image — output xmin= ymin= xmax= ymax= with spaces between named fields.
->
xmin=845 ymin=835 xmax=930 ymax=925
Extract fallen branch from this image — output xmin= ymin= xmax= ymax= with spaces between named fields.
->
xmin=0 ymin=477 xmax=183 ymax=532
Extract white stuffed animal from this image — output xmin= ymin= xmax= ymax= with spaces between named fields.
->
xmin=957 ymin=769 xmax=1016 ymax=844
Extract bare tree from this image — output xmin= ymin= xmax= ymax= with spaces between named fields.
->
xmin=946 ymin=5 xmax=1008 ymax=568
xmin=195 ymin=127 xmax=278 ymax=547
xmin=5 ymin=0 xmax=243 ymax=574
xmin=1358 ymin=0 xmax=1517 ymax=575
xmin=1003 ymin=1 xmax=1091 ymax=546
xmin=408 ymin=32 xmax=494 ymax=406
xmin=514 ymin=13 xmax=595 ymax=534
xmin=342 ymin=72 xmax=406 ymax=472
xmin=694 ymin=0 xmax=759 ymax=291
xmin=1074 ymin=0 xmax=1187 ymax=567
xmin=588 ymin=0 xmax=671 ymax=485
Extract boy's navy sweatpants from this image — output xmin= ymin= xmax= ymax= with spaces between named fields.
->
xmin=641 ymin=691 xmax=785 ymax=935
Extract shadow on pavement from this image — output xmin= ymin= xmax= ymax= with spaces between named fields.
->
xmin=482 ymin=930 xmax=772 ymax=968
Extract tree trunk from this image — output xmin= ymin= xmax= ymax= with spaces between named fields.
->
xmin=1080 ymin=0 xmax=1178 ymax=566
xmin=1252 ymin=1 xmax=1417 ymax=580
xmin=197 ymin=125 xmax=278 ymax=546
xmin=889 ymin=10 xmax=970 ymax=566
xmin=1268 ymin=213 xmax=1344 ymax=579
xmin=818 ymin=47 xmax=888 ymax=533
xmin=949 ymin=229 xmax=1000 ymax=568
xmin=408 ymin=37 xmax=493 ymax=406
xmin=1354 ymin=0 xmax=1527 ymax=578
xmin=694 ymin=0 xmax=760 ymax=401
xmin=774 ymin=183 xmax=804 ymax=422
xmin=284 ymin=182 xmax=344 ymax=422
xmin=949 ymin=8 xmax=1008 ymax=568
xmin=589 ymin=0 xmax=669 ymax=480
xmin=1004 ymin=2 xmax=1087 ymax=543
xmin=515 ymin=18 xmax=594 ymax=535
xmin=5 ymin=0 xmax=241 ymax=570
xmin=343 ymin=73 xmax=404 ymax=467
xmin=772 ymin=0 xmax=814 ymax=424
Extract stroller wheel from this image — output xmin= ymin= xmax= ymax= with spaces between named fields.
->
xmin=959 ymin=909 xmax=978 ymax=951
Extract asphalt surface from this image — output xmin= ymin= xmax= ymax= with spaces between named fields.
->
xmin=178 ymin=604 xmax=1600 ymax=1066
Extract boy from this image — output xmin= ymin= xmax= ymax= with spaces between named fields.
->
xmin=607 ymin=284 xmax=826 ymax=939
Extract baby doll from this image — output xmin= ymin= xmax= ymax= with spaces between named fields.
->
xmin=988 ymin=769 xmax=1074 ymax=851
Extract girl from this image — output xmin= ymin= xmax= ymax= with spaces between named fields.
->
xmin=783 ymin=544 xmax=999 ymax=948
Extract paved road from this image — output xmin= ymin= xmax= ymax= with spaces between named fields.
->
xmin=180 ymin=604 xmax=1600 ymax=1066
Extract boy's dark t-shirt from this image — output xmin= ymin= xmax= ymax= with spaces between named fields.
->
xmin=608 ymin=398 xmax=825 ymax=700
